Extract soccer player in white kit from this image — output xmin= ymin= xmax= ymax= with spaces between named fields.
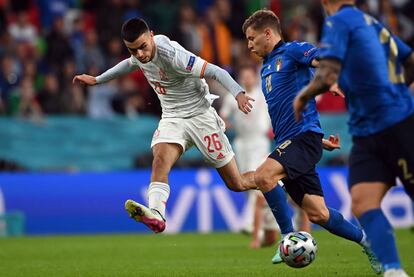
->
xmin=220 ymin=65 xmax=278 ymax=248
xmin=73 ymin=18 xmax=258 ymax=233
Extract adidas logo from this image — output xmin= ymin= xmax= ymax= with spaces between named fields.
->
xmin=216 ymin=152 xmax=225 ymax=160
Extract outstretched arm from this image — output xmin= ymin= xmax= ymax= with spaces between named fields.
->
xmin=73 ymin=59 xmax=138 ymax=86
xmin=293 ymin=58 xmax=342 ymax=121
xmin=203 ymin=63 xmax=254 ymax=114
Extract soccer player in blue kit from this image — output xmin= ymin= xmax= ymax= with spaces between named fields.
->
xmin=293 ymin=1 xmax=414 ymax=276
xmin=242 ymin=9 xmax=381 ymax=273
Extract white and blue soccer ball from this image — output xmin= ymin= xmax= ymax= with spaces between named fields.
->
xmin=279 ymin=231 xmax=318 ymax=268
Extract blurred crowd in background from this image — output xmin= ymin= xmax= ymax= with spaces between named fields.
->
xmin=0 ymin=0 xmax=413 ymax=121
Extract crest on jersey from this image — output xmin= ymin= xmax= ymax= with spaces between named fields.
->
xmin=186 ymin=56 xmax=196 ymax=71
xmin=159 ymin=68 xmax=169 ymax=81
xmin=276 ymin=59 xmax=283 ymax=72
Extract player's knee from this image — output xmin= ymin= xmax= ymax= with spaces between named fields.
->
xmin=152 ymin=155 xmax=171 ymax=175
xmin=307 ymin=208 xmax=329 ymax=225
xmin=351 ymin=195 xmax=377 ymax=218
xmin=254 ymin=172 xmax=275 ymax=192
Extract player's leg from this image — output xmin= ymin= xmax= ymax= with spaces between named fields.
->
xmin=250 ymin=191 xmax=263 ymax=248
xmin=293 ymin=182 xmax=382 ymax=274
xmin=254 ymin=158 xmax=295 ymax=263
xmin=261 ymin=194 xmax=279 ymax=247
xmin=125 ymin=118 xmax=187 ymax=233
xmin=216 ymin=158 xmax=257 ymax=191
xmin=125 ymin=142 xmax=182 ymax=233
xmin=301 ymin=194 xmax=363 ymax=241
xmin=349 ymin=133 xmax=405 ymax=275
xmin=351 ymin=182 xmax=400 ymax=275
xmin=254 ymin=158 xmax=293 ymax=235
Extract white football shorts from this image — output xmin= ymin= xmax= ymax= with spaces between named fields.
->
xmin=151 ymin=107 xmax=234 ymax=168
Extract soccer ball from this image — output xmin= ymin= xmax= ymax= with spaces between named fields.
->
xmin=279 ymin=231 xmax=317 ymax=268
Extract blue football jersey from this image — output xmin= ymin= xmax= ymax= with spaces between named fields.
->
xmin=319 ymin=5 xmax=414 ymax=136
xmin=261 ymin=41 xmax=323 ymax=145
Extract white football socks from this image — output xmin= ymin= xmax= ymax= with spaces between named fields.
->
xmin=148 ymin=182 xmax=170 ymax=220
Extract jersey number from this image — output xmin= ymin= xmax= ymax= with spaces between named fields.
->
xmin=204 ymin=133 xmax=222 ymax=153
xmin=266 ymin=75 xmax=272 ymax=93
xmin=365 ymin=15 xmax=405 ymax=84
xmin=151 ymin=81 xmax=167 ymax=94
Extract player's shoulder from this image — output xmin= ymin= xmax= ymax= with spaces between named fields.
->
xmin=285 ymin=41 xmax=317 ymax=57
xmin=154 ymin=35 xmax=176 ymax=59
xmin=325 ymin=7 xmax=363 ymax=29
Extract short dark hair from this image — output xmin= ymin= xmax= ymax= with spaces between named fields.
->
xmin=242 ymin=9 xmax=282 ymax=36
xmin=121 ymin=18 xmax=149 ymax=42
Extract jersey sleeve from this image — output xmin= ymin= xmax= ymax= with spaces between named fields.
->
xmin=393 ymin=35 xmax=413 ymax=62
xmin=319 ymin=16 xmax=350 ymax=62
xmin=287 ymin=42 xmax=319 ymax=66
xmin=171 ymin=43 xmax=208 ymax=78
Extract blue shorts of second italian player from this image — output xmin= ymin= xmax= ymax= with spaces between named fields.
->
xmin=349 ymin=113 xmax=414 ymax=199
xmin=269 ymin=131 xmax=324 ymax=206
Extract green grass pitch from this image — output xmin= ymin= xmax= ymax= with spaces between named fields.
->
xmin=0 ymin=229 xmax=413 ymax=276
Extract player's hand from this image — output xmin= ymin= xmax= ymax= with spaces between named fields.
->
xmin=329 ymin=83 xmax=345 ymax=98
xmin=322 ymin=134 xmax=341 ymax=151
xmin=72 ymin=74 xmax=97 ymax=86
xmin=236 ymin=92 xmax=255 ymax=114
xmin=293 ymin=91 xmax=309 ymax=121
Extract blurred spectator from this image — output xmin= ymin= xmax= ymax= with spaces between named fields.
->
xmin=14 ymin=77 xmax=42 ymax=121
xmin=22 ymin=60 xmax=43 ymax=90
xmin=8 ymin=11 xmax=38 ymax=46
xmin=379 ymin=0 xmax=400 ymax=35
xmin=87 ymin=67 xmax=117 ymax=119
xmin=106 ymin=37 xmax=124 ymax=67
xmin=123 ymin=0 xmax=144 ymax=22
xmin=284 ymin=6 xmax=318 ymax=44
xmin=69 ymin=15 xmax=86 ymax=72
xmin=38 ymin=73 xmax=64 ymax=114
xmin=144 ymin=0 xmax=178 ymax=36
xmin=171 ymin=4 xmax=202 ymax=55
xmin=0 ymin=0 xmax=412 ymax=119
xmin=96 ymin=0 xmax=125 ymax=54
xmin=0 ymin=55 xmax=21 ymax=109
xmin=112 ymin=77 xmax=144 ymax=118
xmin=62 ymin=83 xmax=86 ymax=114
xmin=79 ymin=30 xmax=105 ymax=73
xmin=45 ymin=16 xmax=73 ymax=74
xmin=198 ymin=5 xmax=232 ymax=70
xmin=37 ymin=0 xmax=76 ymax=29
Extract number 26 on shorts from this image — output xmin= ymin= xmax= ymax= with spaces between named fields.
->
xmin=204 ymin=133 xmax=223 ymax=153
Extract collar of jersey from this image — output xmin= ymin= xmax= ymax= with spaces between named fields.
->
xmin=264 ymin=40 xmax=285 ymax=62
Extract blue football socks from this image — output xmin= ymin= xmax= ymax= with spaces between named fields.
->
xmin=321 ymin=208 xmax=363 ymax=243
xmin=359 ymin=208 xmax=401 ymax=271
xmin=263 ymin=185 xmax=294 ymax=235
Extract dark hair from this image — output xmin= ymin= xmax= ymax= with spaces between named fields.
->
xmin=242 ymin=9 xmax=282 ymax=36
xmin=121 ymin=18 xmax=149 ymax=42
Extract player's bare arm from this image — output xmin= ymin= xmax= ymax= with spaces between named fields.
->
xmin=311 ymin=58 xmax=344 ymax=97
xmin=293 ymin=58 xmax=342 ymax=121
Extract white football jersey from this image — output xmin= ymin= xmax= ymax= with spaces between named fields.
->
xmin=129 ymin=35 xmax=211 ymax=118
xmin=221 ymin=86 xmax=270 ymax=139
